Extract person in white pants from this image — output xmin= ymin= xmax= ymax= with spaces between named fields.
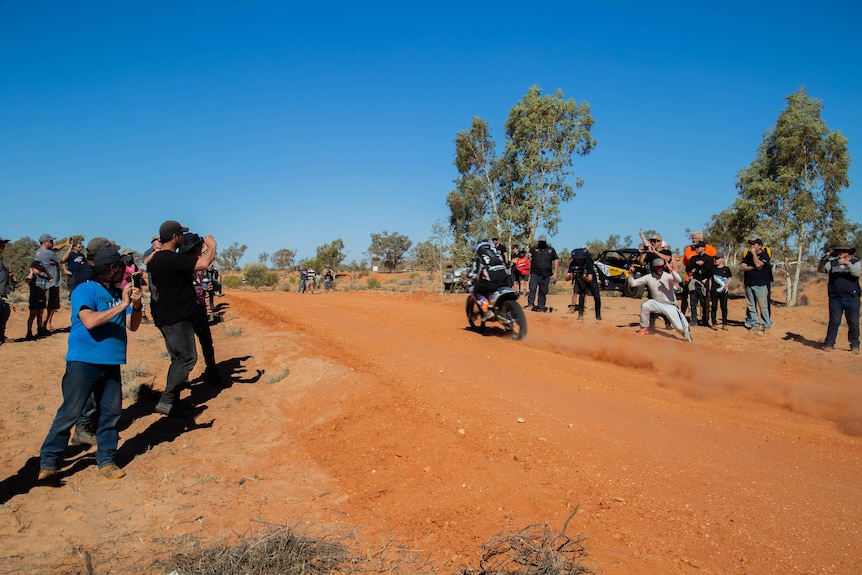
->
xmin=627 ymin=257 xmax=692 ymax=343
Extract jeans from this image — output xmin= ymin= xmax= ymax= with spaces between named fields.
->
xmin=745 ymin=284 xmax=772 ymax=329
xmin=40 ymin=361 xmax=122 ymax=470
xmin=158 ymin=320 xmax=198 ymax=408
xmin=825 ymin=295 xmax=860 ymax=348
xmin=528 ymin=274 xmax=552 ymax=309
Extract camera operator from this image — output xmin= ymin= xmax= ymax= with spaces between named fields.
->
xmin=566 ymin=248 xmax=601 ymax=320
xmin=818 ymin=243 xmax=860 ymax=353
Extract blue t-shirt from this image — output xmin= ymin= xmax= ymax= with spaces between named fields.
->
xmin=66 ymin=281 xmax=127 ymax=365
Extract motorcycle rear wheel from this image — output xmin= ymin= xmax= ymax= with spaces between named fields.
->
xmin=500 ymin=300 xmax=527 ymax=340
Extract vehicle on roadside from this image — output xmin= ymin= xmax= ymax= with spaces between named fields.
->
xmin=442 ymin=265 xmax=471 ymax=292
xmin=593 ymin=248 xmax=648 ymax=298
xmin=465 ymin=285 xmax=527 ymax=340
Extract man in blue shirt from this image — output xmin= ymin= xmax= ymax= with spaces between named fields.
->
xmin=38 ymin=247 xmax=143 ymax=484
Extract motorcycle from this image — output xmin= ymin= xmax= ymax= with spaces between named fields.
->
xmin=465 ymin=285 xmax=527 ymax=340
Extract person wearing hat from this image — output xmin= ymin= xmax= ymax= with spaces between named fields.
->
xmin=637 ymin=229 xmax=673 ymax=267
xmin=37 ymin=247 xmax=143 ymax=484
xmin=179 ymin=232 xmax=225 ymax=386
xmin=566 ymin=247 xmax=601 ymax=320
xmin=527 ymin=234 xmax=558 ymax=312
xmin=148 ymin=220 xmax=218 ymax=416
xmin=24 ymin=259 xmax=53 ymax=339
xmin=65 ymin=239 xmax=86 ymax=295
xmin=34 ymin=233 xmax=73 ymax=334
xmin=684 ymin=241 xmax=714 ymax=327
xmin=323 ymin=264 xmax=335 ymax=292
xmin=739 ymin=238 xmax=772 ymax=333
xmin=680 ymin=231 xmax=717 ymax=319
xmin=818 ymin=243 xmax=860 ymax=353
xmin=627 ymin=257 xmax=691 ymax=342
xmin=0 ymin=236 xmax=13 ymax=344
xmin=710 ymin=252 xmax=733 ymax=330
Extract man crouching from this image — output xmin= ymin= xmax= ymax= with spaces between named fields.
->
xmin=627 ymin=257 xmax=691 ymax=343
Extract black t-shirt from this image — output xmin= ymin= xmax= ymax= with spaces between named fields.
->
xmin=685 ymin=253 xmax=714 ymax=281
xmin=742 ymin=249 xmax=771 ymax=286
xmin=148 ymin=250 xmax=198 ymax=326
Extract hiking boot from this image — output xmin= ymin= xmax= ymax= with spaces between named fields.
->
xmin=852 ymin=347 xmax=860 ymax=355
xmin=577 ymin=313 xmax=584 ymax=321
xmin=25 ymin=332 xmax=36 ymax=341
xmin=721 ymin=324 xmax=728 ymax=331
xmin=637 ymin=327 xmax=649 ymax=335
xmin=38 ymin=469 xmax=59 ymax=485
xmin=98 ymin=464 xmax=126 ymax=480
xmin=822 ymin=343 xmax=835 ymax=351
xmin=71 ymin=426 xmax=96 ymax=447
xmin=154 ymin=401 xmax=174 ymax=415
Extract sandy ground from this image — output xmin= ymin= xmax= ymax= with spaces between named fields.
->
xmin=1 ymin=275 xmax=861 ymax=574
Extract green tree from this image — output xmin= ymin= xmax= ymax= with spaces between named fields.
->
xmin=315 ymin=239 xmax=346 ymax=270
xmin=502 ymin=85 xmax=596 ymax=243
xmin=2 ymin=236 xmax=39 ymax=289
xmin=242 ymin=262 xmax=278 ymax=287
xmin=258 ymin=252 xmax=270 ymax=266
xmin=270 ymin=248 xmax=296 ymax=270
xmin=736 ymin=88 xmax=851 ymax=306
xmin=369 ymin=231 xmax=412 ymax=273
xmin=216 ymin=242 xmax=247 ymax=271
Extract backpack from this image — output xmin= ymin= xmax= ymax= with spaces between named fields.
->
xmin=478 ymin=246 xmax=509 ymax=284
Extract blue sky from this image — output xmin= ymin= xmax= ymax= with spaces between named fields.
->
xmin=2 ymin=1 xmax=860 ymax=265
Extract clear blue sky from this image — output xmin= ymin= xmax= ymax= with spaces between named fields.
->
xmin=2 ymin=1 xmax=860 ymax=265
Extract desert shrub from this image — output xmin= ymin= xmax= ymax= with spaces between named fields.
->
xmin=121 ymin=362 xmax=152 ymax=401
xmin=366 ymin=277 xmax=381 ymax=290
xmin=243 ymin=263 xmax=279 ymax=287
xmin=222 ymin=275 xmax=242 ymax=289
xmin=277 ymin=280 xmax=292 ymax=292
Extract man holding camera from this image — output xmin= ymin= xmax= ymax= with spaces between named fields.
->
xmin=739 ymin=238 xmax=772 ymax=333
xmin=818 ymin=243 xmax=860 ymax=353
xmin=148 ymin=220 xmax=217 ymax=416
xmin=566 ymin=248 xmax=601 ymax=320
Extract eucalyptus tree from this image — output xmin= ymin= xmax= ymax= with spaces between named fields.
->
xmin=368 ymin=231 xmax=412 ymax=273
xmin=735 ymin=88 xmax=850 ymax=306
xmin=448 ymin=85 xmax=595 ymax=262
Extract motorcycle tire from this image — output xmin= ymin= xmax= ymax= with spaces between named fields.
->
xmin=499 ymin=300 xmax=527 ymax=340
xmin=466 ymin=297 xmax=485 ymax=331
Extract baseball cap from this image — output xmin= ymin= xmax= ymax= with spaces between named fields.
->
xmin=0 ymin=237 xmax=9 ymax=244
xmin=159 ymin=220 xmax=189 ymax=241
xmin=39 ymin=234 xmax=55 ymax=244
xmin=538 ymin=234 xmax=547 ymax=241
xmin=151 ymin=234 xmax=160 ymax=243
xmin=748 ymin=238 xmax=763 ymax=245
xmin=651 ymin=258 xmax=666 ymax=267
xmin=86 ymin=237 xmax=118 ymax=259
xmin=94 ymin=247 xmax=122 ymax=267
xmin=715 ymin=251 xmax=725 ymax=259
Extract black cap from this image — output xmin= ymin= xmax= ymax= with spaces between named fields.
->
xmin=159 ymin=220 xmax=189 ymax=241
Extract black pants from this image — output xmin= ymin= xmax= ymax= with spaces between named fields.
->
xmin=711 ymin=290 xmax=729 ymax=326
xmin=191 ymin=304 xmax=217 ymax=370
xmin=688 ymin=280 xmax=710 ymax=325
xmin=573 ymin=277 xmax=602 ymax=318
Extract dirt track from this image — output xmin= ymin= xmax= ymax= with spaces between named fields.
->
xmin=1 ymin=281 xmax=861 ymax=574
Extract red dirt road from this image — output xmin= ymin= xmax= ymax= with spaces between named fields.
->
xmin=1 ymin=282 xmax=861 ymax=574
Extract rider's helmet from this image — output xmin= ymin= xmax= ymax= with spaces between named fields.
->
xmin=475 ymin=240 xmax=492 ymax=254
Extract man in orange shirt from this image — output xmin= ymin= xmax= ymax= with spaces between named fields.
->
xmin=680 ymin=231 xmax=716 ymax=320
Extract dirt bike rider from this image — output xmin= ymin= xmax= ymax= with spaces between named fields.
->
xmin=470 ymin=240 xmax=511 ymax=320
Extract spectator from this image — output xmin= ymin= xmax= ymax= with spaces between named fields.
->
xmin=37 ymin=247 xmax=143 ymax=484
xmin=684 ymin=241 xmax=714 ymax=327
xmin=181 ymin=233 xmax=227 ymax=386
xmin=627 ymin=257 xmax=691 ymax=342
xmin=566 ymin=248 xmax=602 ymax=320
xmin=35 ymin=234 xmax=73 ymax=333
xmin=818 ymin=243 xmax=860 ymax=353
xmin=148 ymin=220 xmax=217 ymax=416
xmin=306 ymin=266 xmax=317 ymax=294
xmin=0 ymin=236 xmax=13 ymax=345
xmin=513 ymin=249 xmax=530 ymax=294
xmin=680 ymin=231 xmax=717 ymax=319
xmin=323 ymin=264 xmax=335 ymax=292
xmin=527 ymin=234 xmax=558 ymax=312
xmin=25 ymin=260 xmax=53 ymax=339
xmin=65 ymin=241 xmax=86 ymax=294
xmin=298 ymin=267 xmax=308 ymax=293
xmin=710 ymin=252 xmax=733 ymax=330
xmin=492 ymin=237 xmax=509 ymax=265
xmin=739 ymin=238 xmax=772 ymax=334
xmin=637 ymin=230 xmax=672 ymax=266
